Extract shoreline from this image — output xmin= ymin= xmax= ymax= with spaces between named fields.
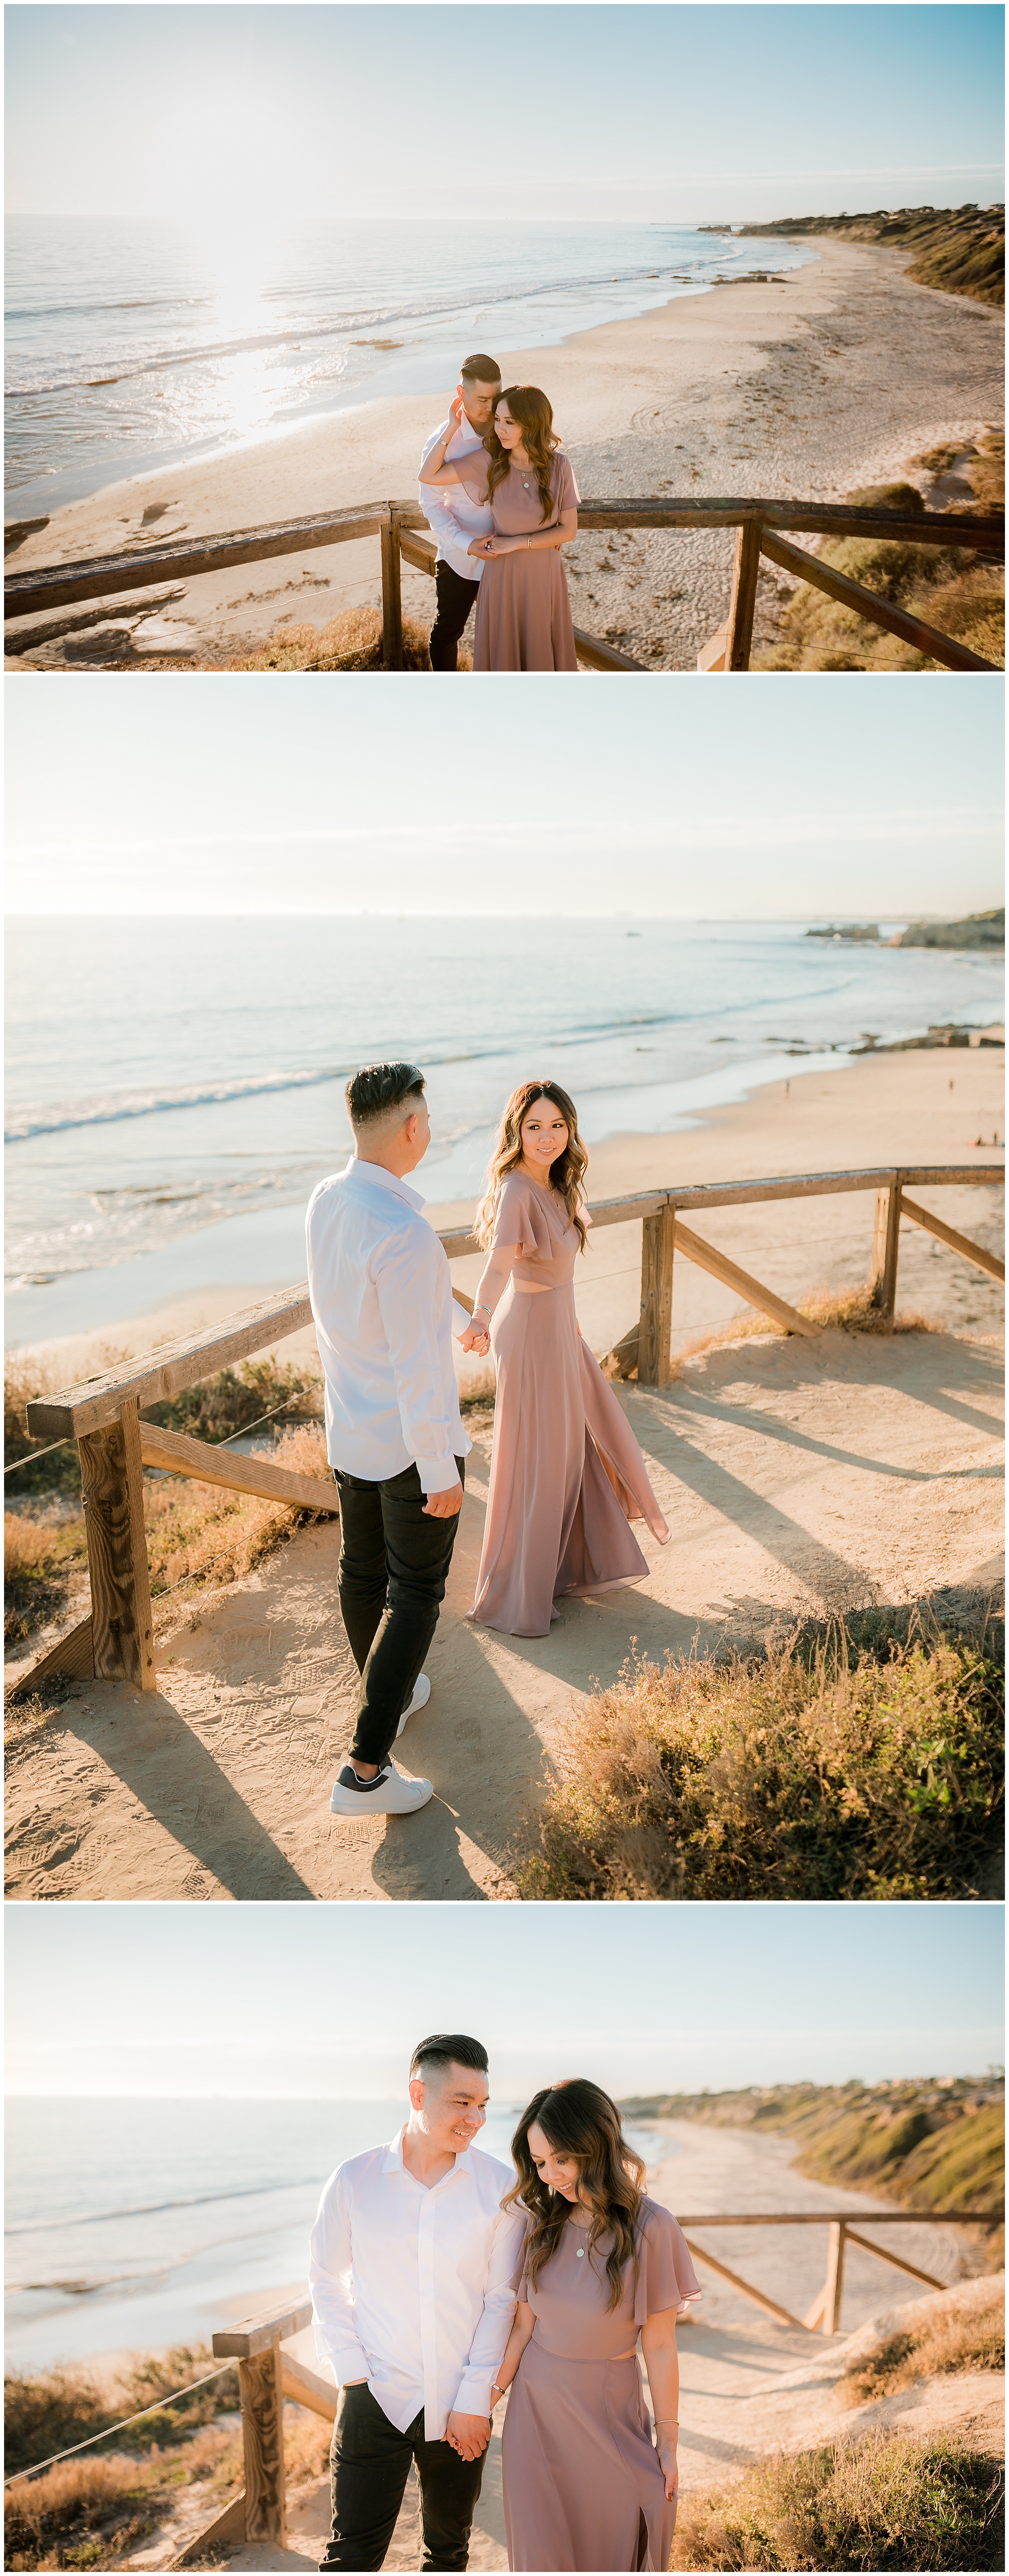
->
xmin=8 ymin=1041 xmax=1003 ymax=1386
xmin=7 ymin=237 xmax=1003 ymax=671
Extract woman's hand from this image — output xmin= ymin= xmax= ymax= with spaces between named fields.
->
xmin=467 ymin=535 xmax=494 ymax=558
xmin=657 ymin=2437 xmax=679 ymax=2506
xmin=460 ymin=1323 xmax=490 ymax=1355
xmin=448 ymin=392 xmax=465 ymax=431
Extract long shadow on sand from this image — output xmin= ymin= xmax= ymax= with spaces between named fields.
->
xmin=57 ymin=1687 xmax=317 ymax=1901
xmin=370 ymin=1625 xmax=551 ymax=1902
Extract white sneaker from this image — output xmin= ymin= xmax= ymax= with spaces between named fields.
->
xmin=329 ymin=1762 xmax=433 ymax=1818
xmin=396 ymin=1672 xmax=431 ymax=1737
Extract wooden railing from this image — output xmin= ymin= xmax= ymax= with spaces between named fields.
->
xmin=18 ymin=1160 xmax=1003 ymax=1698
xmin=6 ymin=496 xmax=1002 ymax=673
xmin=172 ymin=2198 xmax=1001 ymax=2562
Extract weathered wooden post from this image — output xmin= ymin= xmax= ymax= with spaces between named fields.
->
xmin=638 ymin=1208 xmax=676 ymax=1387
xmin=726 ymin=518 xmax=763 ymax=669
xmin=381 ymin=507 xmax=404 ymax=669
xmin=77 ymin=1396 xmax=155 ymax=1691
xmin=822 ymin=2220 xmax=847 ymax=2334
xmin=869 ymin=1179 xmax=902 ymax=1317
xmin=211 ymin=2299 xmax=312 ymax=2546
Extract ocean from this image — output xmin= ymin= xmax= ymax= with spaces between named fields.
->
xmin=5 ymin=914 xmax=1003 ymax=1348
xmin=4 ymin=216 xmax=813 ymax=520
xmin=4 ymin=2095 xmax=673 ymax=2370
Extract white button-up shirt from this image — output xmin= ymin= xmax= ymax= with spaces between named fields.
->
xmin=306 ymin=1158 xmax=472 ymax=1496
xmin=309 ymin=2128 xmax=524 ymax=2439
xmin=419 ymin=409 xmax=494 ymax=583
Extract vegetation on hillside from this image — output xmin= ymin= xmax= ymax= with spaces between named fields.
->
xmin=841 ymin=2279 xmax=1005 ymax=2406
xmin=756 ymin=441 xmax=1005 ymax=672
xmin=515 ymin=1611 xmax=1004 ymax=1903
xmin=739 ymin=203 xmax=1005 ymax=306
xmin=671 ymin=2429 xmax=1005 ymax=2570
xmin=617 ymin=2075 xmax=1004 ymax=2240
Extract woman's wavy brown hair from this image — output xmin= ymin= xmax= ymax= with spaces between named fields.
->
xmin=474 ymin=1080 xmax=588 ymax=1252
xmin=503 ymin=2079 xmax=647 ymax=2312
xmin=484 ymin=386 xmax=562 ymax=523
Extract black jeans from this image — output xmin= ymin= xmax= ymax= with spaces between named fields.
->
xmin=335 ymin=1458 xmax=465 ymax=1768
xmin=321 ymin=2382 xmax=485 ymax=2571
xmin=428 ymin=559 xmax=479 ymax=670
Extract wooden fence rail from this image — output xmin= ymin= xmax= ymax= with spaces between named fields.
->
xmin=18 ymin=1161 xmax=1003 ymax=1696
xmin=6 ymin=496 xmax=1002 ymax=674
xmin=172 ymin=2201 xmax=1001 ymax=2564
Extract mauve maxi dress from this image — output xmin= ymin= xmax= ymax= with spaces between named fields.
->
xmin=469 ymin=1176 xmax=670 ymax=1637
xmin=460 ymin=454 xmax=579 ymax=670
xmin=502 ymin=2198 xmax=701 ymax=2573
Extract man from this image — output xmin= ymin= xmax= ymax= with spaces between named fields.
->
xmin=310 ymin=2033 xmax=524 ymax=2573
xmin=419 ymin=355 xmax=501 ymax=671
xmin=306 ymin=1062 xmax=479 ymax=1820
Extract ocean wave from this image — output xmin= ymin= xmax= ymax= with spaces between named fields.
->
xmin=6 ymin=2172 xmax=329 ymax=2238
xmin=5 ymin=1011 xmax=694 ymax=1144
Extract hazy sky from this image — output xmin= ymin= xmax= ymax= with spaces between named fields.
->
xmin=6 ymin=674 xmax=1003 ymax=918
xmin=6 ymin=6 xmax=1004 ymax=222
xmin=5 ymin=1905 xmax=1003 ymax=2098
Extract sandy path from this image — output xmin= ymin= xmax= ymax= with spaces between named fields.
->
xmin=124 ymin=2125 xmax=1001 ymax=2570
xmin=7 ymin=240 xmax=1002 ymax=671
xmin=6 ymin=1311 xmax=1002 ymax=1903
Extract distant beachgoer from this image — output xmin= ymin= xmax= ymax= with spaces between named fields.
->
xmin=464 ymin=1082 xmax=670 ymax=1635
xmin=419 ymin=355 xmax=502 ymax=671
xmin=492 ymin=2079 xmax=701 ymax=2571
xmin=306 ymin=1063 xmax=475 ymax=1819
xmin=420 ymin=387 xmax=580 ymax=671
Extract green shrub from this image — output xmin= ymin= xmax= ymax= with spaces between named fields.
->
xmin=672 ymin=2429 xmax=1004 ymax=2570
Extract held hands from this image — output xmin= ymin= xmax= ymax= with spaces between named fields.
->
xmin=444 ymin=2410 xmax=492 ymax=2463
xmin=467 ymin=534 xmax=510 ymax=559
xmin=460 ymin=1322 xmax=491 ymax=1356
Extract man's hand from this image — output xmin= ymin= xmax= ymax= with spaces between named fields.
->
xmin=444 ymin=2410 xmax=491 ymax=2462
xmin=460 ymin=1323 xmax=490 ymax=1355
xmin=423 ymin=1481 xmax=464 ymax=1519
xmin=467 ymin=535 xmax=494 ymax=558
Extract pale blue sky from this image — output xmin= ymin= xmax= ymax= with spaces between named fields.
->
xmin=6 ymin=6 xmax=1004 ymax=221
xmin=6 ymin=1905 xmax=1003 ymax=2098
xmin=5 ymin=675 xmax=1004 ymax=918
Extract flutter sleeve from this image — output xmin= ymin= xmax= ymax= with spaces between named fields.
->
xmin=552 ymin=453 xmax=579 ymax=515
xmin=492 ymin=1175 xmax=556 ymax=1262
xmin=633 ymin=2203 xmax=703 ymax=2328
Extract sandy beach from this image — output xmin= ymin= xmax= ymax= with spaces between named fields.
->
xmin=7 ymin=239 xmax=1004 ymax=672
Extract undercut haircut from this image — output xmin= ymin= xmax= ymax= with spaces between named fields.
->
xmin=345 ymin=1062 xmax=425 ymax=1129
xmin=460 ymin=353 xmax=501 ymax=386
xmin=410 ymin=2033 xmax=489 ymax=2083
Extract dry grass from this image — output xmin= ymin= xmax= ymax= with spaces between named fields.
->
xmin=841 ymin=2281 xmax=1005 ymax=2408
xmin=755 ymin=441 xmax=1005 ymax=672
xmin=672 ymin=2428 xmax=1004 ymax=2570
xmin=514 ymin=1615 xmax=1003 ymax=1903
xmin=225 ymin=605 xmax=467 ymax=671
xmin=3 ymin=2342 xmax=332 ymax=2570
xmin=608 ymin=1286 xmax=940 ymax=1381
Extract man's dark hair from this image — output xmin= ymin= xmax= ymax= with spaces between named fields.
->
xmin=345 ymin=1062 xmax=425 ymax=1128
xmin=410 ymin=2033 xmax=488 ymax=2082
xmin=460 ymin=353 xmax=501 ymax=386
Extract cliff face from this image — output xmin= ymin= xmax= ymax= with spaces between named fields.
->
xmin=620 ymin=2078 xmax=1005 ymax=2222
xmin=737 ymin=204 xmax=1005 ymax=306
xmin=897 ymin=908 xmax=1005 ymax=950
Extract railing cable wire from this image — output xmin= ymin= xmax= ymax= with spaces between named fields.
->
xmin=4 ymin=2362 xmax=236 ymax=2485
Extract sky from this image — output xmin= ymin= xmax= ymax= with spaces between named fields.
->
xmin=5 ymin=673 xmax=1004 ymax=918
xmin=5 ymin=5 xmax=1004 ymax=224
xmin=5 ymin=1905 xmax=1004 ymax=2098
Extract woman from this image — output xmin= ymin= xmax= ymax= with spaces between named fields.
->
xmin=419 ymin=384 xmax=579 ymax=671
xmin=462 ymin=1080 xmax=670 ymax=1636
xmin=490 ymin=2079 xmax=700 ymax=2573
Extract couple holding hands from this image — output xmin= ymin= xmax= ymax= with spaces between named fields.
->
xmin=310 ymin=2036 xmax=699 ymax=2571
xmin=306 ymin=1061 xmax=670 ymax=1822
xmin=419 ymin=352 xmax=580 ymax=671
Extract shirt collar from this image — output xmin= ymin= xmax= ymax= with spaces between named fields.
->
xmin=383 ymin=2123 xmax=475 ymax=2184
xmin=347 ymin=1156 xmax=425 ymax=1214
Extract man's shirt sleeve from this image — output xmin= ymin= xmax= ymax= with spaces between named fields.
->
xmin=451 ymin=2205 xmax=525 ymax=2416
xmin=309 ymin=2168 xmax=371 ymax=2385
